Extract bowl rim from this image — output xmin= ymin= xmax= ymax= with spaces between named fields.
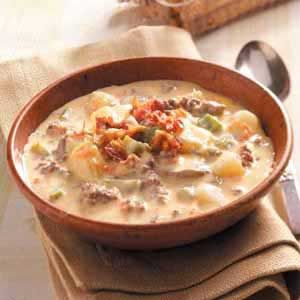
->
xmin=6 ymin=57 xmax=293 ymax=231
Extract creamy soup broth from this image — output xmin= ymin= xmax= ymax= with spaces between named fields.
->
xmin=23 ymin=80 xmax=274 ymax=224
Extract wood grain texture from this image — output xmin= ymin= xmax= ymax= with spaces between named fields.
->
xmin=7 ymin=57 xmax=292 ymax=250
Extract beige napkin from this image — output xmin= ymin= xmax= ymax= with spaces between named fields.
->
xmin=1 ymin=26 xmax=300 ymax=300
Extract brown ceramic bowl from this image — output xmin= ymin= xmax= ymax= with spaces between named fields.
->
xmin=7 ymin=57 xmax=292 ymax=250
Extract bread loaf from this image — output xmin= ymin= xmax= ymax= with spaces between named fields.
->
xmin=119 ymin=0 xmax=290 ymax=35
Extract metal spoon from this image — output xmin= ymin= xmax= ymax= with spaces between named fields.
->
xmin=235 ymin=41 xmax=300 ymax=234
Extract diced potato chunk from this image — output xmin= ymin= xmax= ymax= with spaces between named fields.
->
xmin=234 ymin=110 xmax=260 ymax=131
xmin=104 ymin=178 xmax=141 ymax=193
xmin=180 ymin=121 xmax=212 ymax=153
xmin=177 ymin=186 xmax=195 ymax=201
xmin=194 ymin=184 xmax=226 ymax=209
xmin=123 ymin=135 xmax=149 ymax=155
xmin=212 ymin=151 xmax=245 ymax=177
xmin=90 ymin=104 xmax=132 ymax=126
xmin=67 ymin=142 xmax=104 ymax=181
xmin=86 ymin=91 xmax=119 ymax=114
xmin=158 ymin=154 xmax=210 ymax=176
xmin=177 ymin=184 xmax=226 ymax=209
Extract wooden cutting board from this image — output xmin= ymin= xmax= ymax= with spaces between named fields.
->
xmin=136 ymin=0 xmax=291 ymax=35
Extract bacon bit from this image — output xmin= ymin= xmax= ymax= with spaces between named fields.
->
xmin=120 ymin=153 xmax=140 ymax=167
xmin=91 ymin=98 xmax=188 ymax=161
xmin=126 ymin=125 xmax=146 ymax=140
xmin=133 ymin=98 xmax=165 ymax=111
xmin=97 ymin=125 xmax=148 ymax=150
xmin=69 ymin=130 xmax=86 ymax=140
xmin=76 ymin=146 xmax=97 ymax=159
xmin=132 ymin=99 xmax=164 ymax=120
xmin=103 ymin=140 xmax=127 ymax=161
xmin=172 ymin=119 xmax=184 ymax=134
xmin=229 ymin=120 xmax=253 ymax=141
xmin=133 ymin=99 xmax=184 ymax=135
xmin=96 ymin=129 xmax=127 ymax=150
xmin=96 ymin=116 xmax=113 ymax=131
xmin=95 ymin=117 xmax=129 ymax=134
xmin=151 ymin=131 xmax=181 ymax=155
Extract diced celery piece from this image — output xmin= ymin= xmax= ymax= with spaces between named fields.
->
xmin=143 ymin=127 xmax=158 ymax=143
xmin=197 ymin=114 xmax=223 ymax=132
xmin=59 ymin=108 xmax=70 ymax=120
xmin=123 ymin=135 xmax=149 ymax=155
xmin=49 ymin=189 xmax=64 ymax=201
xmin=30 ymin=143 xmax=49 ymax=156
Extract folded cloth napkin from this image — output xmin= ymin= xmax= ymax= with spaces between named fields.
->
xmin=1 ymin=26 xmax=300 ymax=300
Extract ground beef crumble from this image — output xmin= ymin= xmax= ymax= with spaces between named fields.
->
xmin=46 ymin=122 xmax=66 ymax=136
xmin=80 ymin=183 xmax=121 ymax=205
xmin=179 ymin=97 xmax=225 ymax=116
xmin=36 ymin=159 xmax=70 ymax=176
xmin=52 ymin=137 xmax=67 ymax=162
xmin=239 ymin=145 xmax=254 ymax=167
xmin=141 ymin=170 xmax=169 ymax=203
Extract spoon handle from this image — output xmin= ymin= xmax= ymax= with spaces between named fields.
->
xmin=280 ymin=161 xmax=300 ymax=235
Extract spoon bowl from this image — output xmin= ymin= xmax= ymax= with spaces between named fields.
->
xmin=235 ymin=41 xmax=290 ymax=101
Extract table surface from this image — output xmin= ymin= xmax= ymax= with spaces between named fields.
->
xmin=0 ymin=0 xmax=300 ymax=299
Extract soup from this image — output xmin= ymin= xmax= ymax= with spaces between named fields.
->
xmin=23 ymin=80 xmax=274 ymax=224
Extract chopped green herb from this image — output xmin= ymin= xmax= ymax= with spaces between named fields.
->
xmin=49 ymin=189 xmax=64 ymax=201
xmin=197 ymin=114 xmax=223 ymax=132
xmin=59 ymin=108 xmax=70 ymax=121
xmin=30 ymin=143 xmax=49 ymax=156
